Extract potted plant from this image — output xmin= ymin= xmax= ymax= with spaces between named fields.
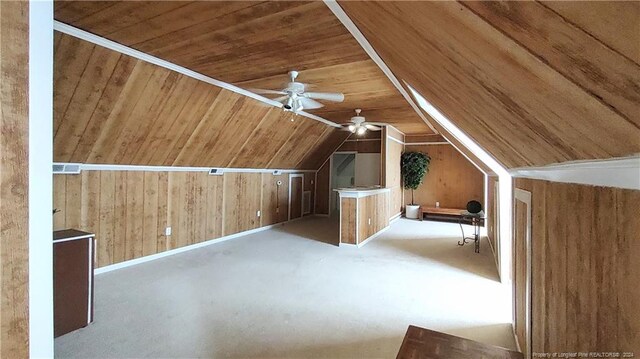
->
xmin=401 ymin=151 xmax=431 ymax=219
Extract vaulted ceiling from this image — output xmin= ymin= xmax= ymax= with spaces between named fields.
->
xmin=54 ymin=1 xmax=433 ymax=134
xmin=54 ymin=1 xmax=640 ymax=171
xmin=53 ymin=33 xmax=347 ymax=169
xmin=340 ymin=1 xmax=640 ymax=168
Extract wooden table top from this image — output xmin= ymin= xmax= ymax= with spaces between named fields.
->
xmin=396 ymin=325 xmax=523 ymax=359
xmin=53 ymin=229 xmax=95 ymax=242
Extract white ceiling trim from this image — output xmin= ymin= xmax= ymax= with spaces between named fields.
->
xmin=405 ymin=142 xmax=450 ymax=146
xmin=53 ymin=162 xmax=316 ymax=174
xmin=386 ymin=135 xmax=404 ymax=146
xmin=324 ymin=1 xmax=439 ymax=134
xmin=510 ymin=155 xmax=640 ymax=190
xmin=53 ymin=21 xmax=342 ymax=129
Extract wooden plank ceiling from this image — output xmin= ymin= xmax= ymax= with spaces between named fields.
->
xmin=54 ymin=32 xmax=348 ymax=169
xmin=339 ymin=1 xmax=640 ymax=169
xmin=54 ymin=1 xmax=433 ymax=135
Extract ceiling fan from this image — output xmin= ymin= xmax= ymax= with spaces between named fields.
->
xmin=251 ymin=70 xmax=344 ymax=113
xmin=341 ymin=109 xmax=383 ymax=135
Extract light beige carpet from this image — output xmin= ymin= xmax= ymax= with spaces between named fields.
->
xmin=55 ymin=216 xmax=515 ymax=358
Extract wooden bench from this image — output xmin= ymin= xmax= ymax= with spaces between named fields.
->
xmin=418 ymin=206 xmax=484 ymax=226
xmin=418 ymin=206 xmax=463 ymax=222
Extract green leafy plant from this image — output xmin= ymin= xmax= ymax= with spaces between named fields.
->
xmin=401 ymin=151 xmax=431 ymax=205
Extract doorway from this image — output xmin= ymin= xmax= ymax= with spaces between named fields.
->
xmin=330 ymin=153 xmax=356 ymax=214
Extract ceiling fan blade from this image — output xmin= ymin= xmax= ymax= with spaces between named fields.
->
xmin=272 ymin=96 xmax=289 ymax=103
xmin=249 ymin=88 xmax=287 ymax=95
xmin=303 ymin=92 xmax=345 ymax=102
xmin=298 ymin=97 xmax=324 ymax=110
xmin=364 ymin=124 xmax=382 ymax=131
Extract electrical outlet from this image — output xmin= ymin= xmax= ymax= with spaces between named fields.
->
xmin=310 ymin=180 xmax=314 ymax=185
xmin=165 ymin=227 xmax=172 ymax=236
xmin=257 ymin=210 xmax=261 ymax=217
xmin=435 ymin=201 xmax=440 ymax=208
xmin=368 ymin=218 xmax=371 ymax=225
xmin=276 ymin=207 xmax=280 ymax=214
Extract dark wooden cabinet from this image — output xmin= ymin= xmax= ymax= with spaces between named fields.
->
xmin=396 ymin=325 xmax=522 ymax=359
xmin=53 ymin=230 xmax=95 ymax=338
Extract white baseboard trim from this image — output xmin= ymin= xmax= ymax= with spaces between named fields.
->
xmin=390 ymin=212 xmax=402 ymax=222
xmin=357 ymin=225 xmax=390 ymax=248
xmin=96 ymin=220 xmax=298 ymax=275
xmin=339 ymin=242 xmax=358 ymax=247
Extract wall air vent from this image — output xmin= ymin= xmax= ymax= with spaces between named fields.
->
xmin=53 ymin=163 xmax=81 ymax=174
xmin=209 ymin=168 xmax=224 ymax=176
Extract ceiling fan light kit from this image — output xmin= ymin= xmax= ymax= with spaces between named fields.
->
xmin=252 ymin=70 xmax=345 ymax=114
xmin=342 ymin=108 xmax=382 ymax=135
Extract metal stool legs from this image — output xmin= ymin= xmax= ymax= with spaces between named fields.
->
xmin=458 ymin=217 xmax=480 ymax=253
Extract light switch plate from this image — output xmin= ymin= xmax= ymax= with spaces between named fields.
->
xmin=165 ymin=227 xmax=172 ymax=236
xmin=257 ymin=210 xmax=261 ymax=217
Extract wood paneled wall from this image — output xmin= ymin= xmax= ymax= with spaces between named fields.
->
xmin=53 ymin=171 xmax=308 ymax=268
xmin=303 ymin=173 xmax=315 ymax=214
xmin=357 ymin=192 xmax=390 ymax=243
xmin=336 ymin=132 xmax=382 ymax=154
xmin=339 ymin=191 xmax=389 ymax=245
xmin=405 ymin=134 xmax=447 ymax=144
xmin=0 ymin=1 xmax=30 ymax=357
xmin=385 ymin=128 xmax=404 ymax=217
xmin=514 ymin=178 xmax=640 ymax=354
xmin=336 ymin=140 xmax=381 ymax=154
xmin=340 ymin=198 xmax=357 ymax=245
xmin=405 ymin=144 xmax=484 ymax=209
xmin=53 ymin=32 xmax=345 ymax=170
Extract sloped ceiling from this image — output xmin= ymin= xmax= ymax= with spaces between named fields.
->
xmin=53 ymin=33 xmax=348 ymax=169
xmin=339 ymin=1 xmax=640 ymax=169
xmin=54 ymin=1 xmax=433 ymax=134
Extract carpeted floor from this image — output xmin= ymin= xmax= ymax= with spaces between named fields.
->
xmin=55 ymin=216 xmax=515 ymax=358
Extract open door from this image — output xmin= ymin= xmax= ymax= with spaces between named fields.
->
xmin=289 ymin=174 xmax=303 ymax=220
xmin=513 ymin=189 xmax=532 ymax=358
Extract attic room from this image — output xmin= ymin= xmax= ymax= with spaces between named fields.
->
xmin=1 ymin=1 xmax=638 ymax=359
